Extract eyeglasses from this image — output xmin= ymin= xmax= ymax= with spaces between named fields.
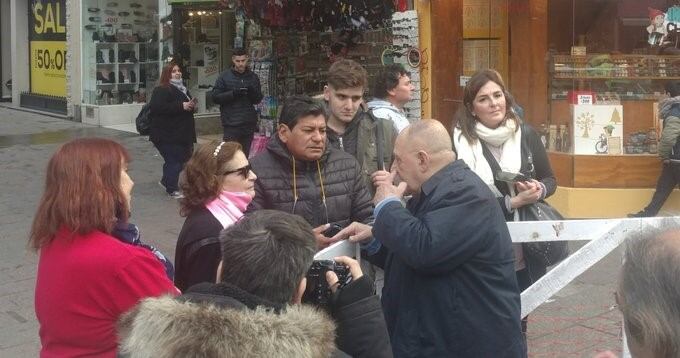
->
xmin=223 ymin=164 xmax=251 ymax=178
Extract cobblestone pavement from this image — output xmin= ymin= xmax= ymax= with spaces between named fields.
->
xmin=0 ymin=107 xmax=626 ymax=357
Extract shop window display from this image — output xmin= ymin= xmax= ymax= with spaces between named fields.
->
xmin=547 ymin=0 xmax=680 ymax=156
xmin=82 ymin=0 xmax=160 ymax=106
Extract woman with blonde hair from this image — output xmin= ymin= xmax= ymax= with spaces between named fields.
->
xmin=174 ymin=141 xmax=257 ymax=291
xmin=31 ymin=138 xmax=178 ymax=358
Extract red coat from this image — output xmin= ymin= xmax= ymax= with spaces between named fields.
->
xmin=35 ymin=228 xmax=179 ymax=357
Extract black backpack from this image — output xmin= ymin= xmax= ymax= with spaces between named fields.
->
xmin=135 ymin=103 xmax=152 ymax=135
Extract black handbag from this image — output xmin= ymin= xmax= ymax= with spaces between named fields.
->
xmin=481 ymin=122 xmax=570 ymax=267
xmin=519 ymin=200 xmax=569 ymax=267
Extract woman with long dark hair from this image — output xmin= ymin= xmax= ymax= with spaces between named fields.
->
xmin=31 ymin=138 xmax=178 ymax=357
xmin=150 ymin=62 xmax=197 ymax=198
xmin=174 ymin=141 xmax=257 ymax=291
xmin=452 ymin=69 xmax=557 ymax=337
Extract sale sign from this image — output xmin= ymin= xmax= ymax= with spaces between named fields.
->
xmin=29 ymin=0 xmax=67 ymax=97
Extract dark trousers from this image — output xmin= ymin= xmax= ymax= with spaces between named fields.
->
xmin=516 ymin=268 xmax=532 ymax=336
xmin=643 ymin=162 xmax=680 ymax=215
xmin=154 ymin=142 xmax=193 ymax=193
xmin=223 ymin=125 xmax=256 ymax=157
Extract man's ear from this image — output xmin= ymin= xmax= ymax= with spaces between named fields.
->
xmin=278 ymin=124 xmax=291 ymax=143
xmin=291 ymin=277 xmax=306 ymax=304
xmin=215 ymin=260 xmax=224 ymax=283
xmin=417 ymin=150 xmax=429 ymax=170
xmin=387 ymin=86 xmax=397 ymax=98
xmin=323 ymin=85 xmax=331 ymax=101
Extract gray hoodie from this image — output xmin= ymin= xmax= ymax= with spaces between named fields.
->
xmin=366 ymin=99 xmax=411 ymax=133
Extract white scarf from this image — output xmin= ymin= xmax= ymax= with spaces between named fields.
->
xmin=453 ymin=120 xmax=522 ymax=186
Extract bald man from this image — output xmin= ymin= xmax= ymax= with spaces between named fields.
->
xmin=333 ymin=120 xmax=526 ymax=357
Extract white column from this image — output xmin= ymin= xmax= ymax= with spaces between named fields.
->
xmin=66 ymin=0 xmax=82 ymax=119
xmin=10 ymin=0 xmax=29 ymax=106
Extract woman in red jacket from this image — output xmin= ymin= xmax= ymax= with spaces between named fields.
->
xmin=30 ymin=138 xmax=179 ymax=358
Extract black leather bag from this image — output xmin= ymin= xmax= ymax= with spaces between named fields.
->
xmin=135 ymin=103 xmax=152 ymax=135
xmin=519 ymin=200 xmax=569 ymax=267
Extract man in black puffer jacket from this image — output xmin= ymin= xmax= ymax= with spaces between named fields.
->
xmin=212 ymin=48 xmax=263 ymax=156
xmin=247 ymin=96 xmax=374 ymax=249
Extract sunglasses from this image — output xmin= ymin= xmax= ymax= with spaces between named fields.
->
xmin=223 ymin=164 xmax=251 ymax=178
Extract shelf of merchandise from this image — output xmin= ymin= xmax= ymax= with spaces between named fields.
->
xmin=547 ymin=54 xmax=680 ymax=189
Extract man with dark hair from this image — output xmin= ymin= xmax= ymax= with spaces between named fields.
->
xmin=247 ymin=95 xmax=374 ymax=249
xmin=118 ymin=210 xmax=392 ymax=357
xmin=629 ymin=81 xmax=680 ymax=217
xmin=212 ymin=48 xmax=263 ymax=156
xmin=367 ymin=64 xmax=414 ymax=133
xmin=323 ymin=59 xmax=396 ymax=195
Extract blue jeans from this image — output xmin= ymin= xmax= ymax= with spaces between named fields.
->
xmin=154 ymin=142 xmax=193 ymax=193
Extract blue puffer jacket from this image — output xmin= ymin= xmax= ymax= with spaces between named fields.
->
xmin=211 ymin=68 xmax=263 ymax=128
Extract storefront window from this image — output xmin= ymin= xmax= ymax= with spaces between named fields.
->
xmin=168 ymin=6 xmax=232 ymax=115
xmin=81 ymin=0 xmax=161 ymax=106
xmin=547 ymin=0 xmax=680 ymax=155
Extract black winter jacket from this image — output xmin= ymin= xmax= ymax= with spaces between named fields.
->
xmin=211 ymin=68 xmax=263 ymax=128
xmin=174 ymin=207 xmax=223 ymax=292
xmin=247 ymin=135 xmax=373 ymax=229
xmin=148 ymin=85 xmax=196 ymax=145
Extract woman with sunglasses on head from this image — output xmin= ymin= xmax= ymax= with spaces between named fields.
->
xmin=174 ymin=141 xmax=257 ymax=291
xmin=32 ymin=138 xmax=178 ymax=358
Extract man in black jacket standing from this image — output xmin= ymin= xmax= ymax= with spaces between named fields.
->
xmin=212 ymin=48 xmax=263 ymax=156
xmin=118 ymin=210 xmax=392 ymax=358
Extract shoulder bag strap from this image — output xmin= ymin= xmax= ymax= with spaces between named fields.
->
xmin=185 ymin=236 xmax=221 ymax=261
xmin=367 ymin=110 xmax=385 ymax=171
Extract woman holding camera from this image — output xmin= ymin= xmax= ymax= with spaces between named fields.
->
xmin=149 ymin=61 xmax=197 ymax=199
xmin=174 ymin=141 xmax=257 ymax=291
xmin=32 ymin=138 xmax=178 ymax=357
xmin=452 ymin=69 xmax=556 ymax=334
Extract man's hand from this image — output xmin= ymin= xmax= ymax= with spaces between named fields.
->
xmin=325 ymin=256 xmax=363 ymax=293
xmin=328 ymin=222 xmax=373 ymax=244
xmin=373 ymin=169 xmax=407 ymax=205
xmin=313 ymin=223 xmax=332 ymax=249
xmin=182 ymin=101 xmax=194 ymax=111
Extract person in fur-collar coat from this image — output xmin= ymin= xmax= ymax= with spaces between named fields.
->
xmin=118 ymin=210 xmax=392 ymax=358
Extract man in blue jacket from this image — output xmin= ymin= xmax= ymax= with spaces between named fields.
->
xmin=333 ymin=120 xmax=526 ymax=357
xmin=212 ymin=48 xmax=263 ymax=156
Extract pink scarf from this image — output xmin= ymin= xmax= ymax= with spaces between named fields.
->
xmin=205 ymin=191 xmax=253 ymax=229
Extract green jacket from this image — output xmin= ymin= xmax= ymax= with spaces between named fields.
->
xmin=328 ymin=109 xmax=397 ymax=195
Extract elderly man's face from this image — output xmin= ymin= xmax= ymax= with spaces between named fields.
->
xmin=392 ymin=134 xmax=424 ymax=193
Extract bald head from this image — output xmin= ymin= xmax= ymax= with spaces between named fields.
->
xmin=398 ymin=119 xmax=455 ymax=156
xmin=392 ymin=119 xmax=456 ymax=193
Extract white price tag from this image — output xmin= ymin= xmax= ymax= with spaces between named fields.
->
xmin=577 ymin=95 xmax=593 ymax=105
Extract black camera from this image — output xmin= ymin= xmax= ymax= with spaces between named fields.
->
xmin=302 ymin=260 xmax=352 ymax=309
